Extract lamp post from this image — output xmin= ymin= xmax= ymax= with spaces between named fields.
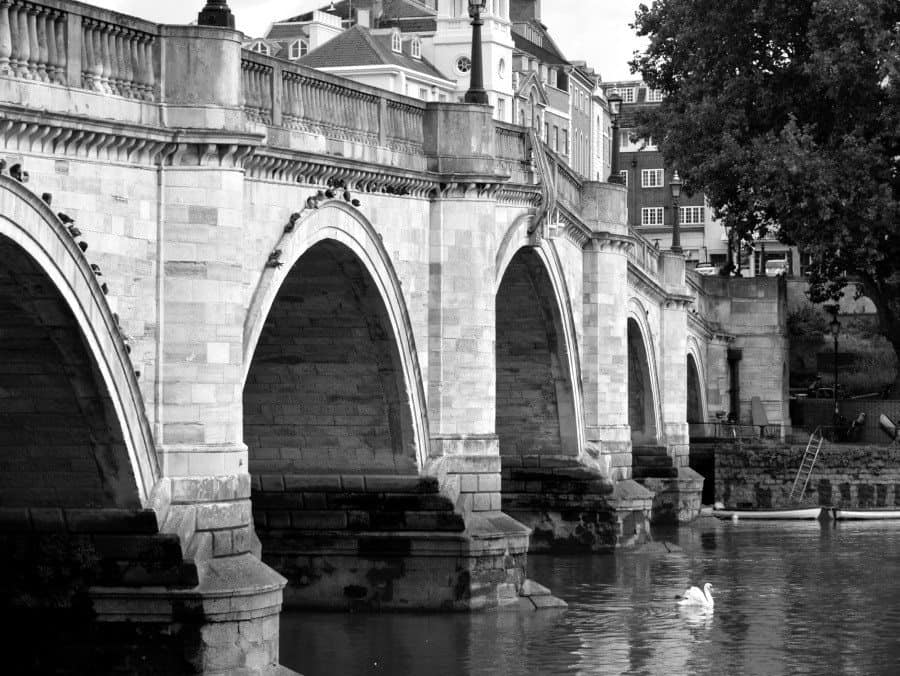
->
xmin=607 ymin=92 xmax=624 ymax=184
xmin=670 ymin=170 xmax=683 ymax=253
xmin=197 ymin=0 xmax=235 ymax=28
xmin=463 ymin=0 xmax=489 ymax=104
xmin=826 ymin=304 xmax=842 ymax=429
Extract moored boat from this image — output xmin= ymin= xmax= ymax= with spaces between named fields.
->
xmin=833 ymin=508 xmax=900 ymax=521
xmin=713 ymin=507 xmax=825 ymax=520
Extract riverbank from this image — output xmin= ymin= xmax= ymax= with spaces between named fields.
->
xmin=692 ymin=440 xmax=900 ymax=509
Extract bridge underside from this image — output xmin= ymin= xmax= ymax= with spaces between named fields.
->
xmin=246 ymin=241 xmax=535 ymax=610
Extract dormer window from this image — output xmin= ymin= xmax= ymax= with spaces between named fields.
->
xmin=411 ymin=37 xmax=421 ymax=59
xmin=289 ymin=39 xmax=308 ymax=60
xmin=391 ymin=32 xmax=402 ymax=54
xmin=250 ymin=41 xmax=270 ymax=56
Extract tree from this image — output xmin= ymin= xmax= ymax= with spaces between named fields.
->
xmin=631 ymin=0 xmax=900 ymax=385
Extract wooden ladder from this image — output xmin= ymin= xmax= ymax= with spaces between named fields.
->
xmin=789 ymin=427 xmax=824 ymax=502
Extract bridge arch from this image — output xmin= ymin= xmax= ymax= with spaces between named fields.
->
xmin=686 ymin=336 xmax=708 ymax=424
xmin=0 ymin=177 xmax=158 ymax=509
xmin=494 ymin=217 xmax=585 ymax=460
xmin=243 ymin=203 xmax=428 ymax=473
xmin=627 ymin=299 xmax=662 ymax=445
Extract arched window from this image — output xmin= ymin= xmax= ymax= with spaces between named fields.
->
xmin=289 ymin=39 xmax=308 ymax=60
xmin=498 ymin=58 xmax=506 ymax=79
xmin=391 ymin=32 xmax=402 ymax=54
xmin=411 ymin=37 xmax=422 ymax=59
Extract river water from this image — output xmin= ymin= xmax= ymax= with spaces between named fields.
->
xmin=280 ymin=518 xmax=900 ymax=675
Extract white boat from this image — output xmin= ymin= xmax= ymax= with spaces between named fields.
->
xmin=833 ymin=508 xmax=900 ymax=521
xmin=713 ymin=507 xmax=825 ymax=520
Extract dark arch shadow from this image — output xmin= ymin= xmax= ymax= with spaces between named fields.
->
xmin=0 ymin=235 xmax=140 ymax=509
xmin=495 ymin=247 xmax=578 ymax=458
xmin=687 ymin=352 xmax=704 ymax=424
xmin=244 ymin=239 xmax=418 ymax=478
xmin=628 ymin=317 xmax=658 ymax=445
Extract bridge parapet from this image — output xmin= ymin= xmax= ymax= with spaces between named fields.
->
xmin=0 ymin=0 xmax=158 ymax=99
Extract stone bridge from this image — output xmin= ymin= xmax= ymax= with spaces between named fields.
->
xmin=0 ymin=2 xmax=788 ymax=673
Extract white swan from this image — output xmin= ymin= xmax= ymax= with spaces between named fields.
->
xmin=677 ymin=583 xmax=714 ymax=607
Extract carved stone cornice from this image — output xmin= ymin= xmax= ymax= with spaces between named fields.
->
xmin=434 ymin=179 xmax=504 ymax=200
xmin=687 ymin=309 xmax=728 ymax=341
xmin=586 ymin=230 xmax=635 ymax=254
xmin=0 ymin=105 xmax=266 ymax=168
xmin=496 ymin=183 xmax=542 ymax=208
xmin=663 ymin=292 xmax=695 ymax=310
xmin=628 ymin=263 xmax=668 ymax=304
xmin=0 ymin=105 xmax=173 ymax=164
xmin=166 ymin=132 xmax=260 ymax=169
xmin=244 ymin=148 xmax=439 ymax=198
xmin=548 ymin=204 xmax=592 ymax=249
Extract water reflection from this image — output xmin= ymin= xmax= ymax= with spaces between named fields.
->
xmin=282 ymin=520 xmax=900 ymax=675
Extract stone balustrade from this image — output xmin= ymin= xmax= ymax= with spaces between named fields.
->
xmin=494 ymin=121 xmax=531 ymax=183
xmin=242 ymin=52 xmax=273 ymax=124
xmin=0 ymin=0 xmax=157 ymax=99
xmin=0 ymin=0 xmax=663 ymax=288
xmin=629 ymin=229 xmax=661 ymax=277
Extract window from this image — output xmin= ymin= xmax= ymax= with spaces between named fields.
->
xmin=549 ymin=69 xmax=557 ymax=88
xmin=411 ymin=37 xmax=422 ymax=59
xmin=641 ymin=169 xmax=664 ymax=188
xmin=641 ymin=207 xmax=664 ymax=225
xmin=679 ymin=206 xmax=705 ymax=224
xmin=645 ymin=88 xmax=664 ymax=103
xmin=288 ymin=39 xmax=308 ymax=60
xmin=391 ymin=32 xmax=402 ymax=53
xmin=498 ymin=58 xmax=506 ymax=79
xmin=618 ymin=170 xmax=628 ymax=186
xmin=455 ymin=56 xmax=472 ymax=74
xmin=497 ymin=97 xmax=506 ymax=119
xmin=619 ymin=87 xmax=636 ymax=103
xmin=544 ymin=122 xmax=549 ymax=143
xmin=419 ymin=87 xmax=428 ymax=100
xmin=563 ymin=129 xmax=569 ymax=155
xmin=553 ymin=125 xmax=559 ymax=151
xmin=250 ymin=41 xmax=270 ymax=55
xmin=642 ymin=136 xmax=657 ymax=150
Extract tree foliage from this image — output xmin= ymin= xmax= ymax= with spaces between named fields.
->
xmin=631 ymin=0 xmax=900 ymax=372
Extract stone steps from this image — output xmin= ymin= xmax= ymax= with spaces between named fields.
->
xmin=252 ymin=473 xmax=464 ymax=534
xmin=632 ymin=445 xmax=677 ymax=479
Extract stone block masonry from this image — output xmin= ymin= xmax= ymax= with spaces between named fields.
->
xmin=714 ymin=441 xmax=900 ymax=509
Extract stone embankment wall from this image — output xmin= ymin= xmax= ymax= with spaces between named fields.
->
xmin=707 ymin=441 xmax=900 ymax=508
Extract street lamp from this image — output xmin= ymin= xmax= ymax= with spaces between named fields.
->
xmin=826 ymin=304 xmax=842 ymax=429
xmin=197 ymin=0 xmax=235 ymax=28
xmin=463 ymin=0 xmax=489 ymax=104
xmin=607 ymin=92 xmax=624 ymax=184
xmin=670 ymin=170 xmax=683 ymax=253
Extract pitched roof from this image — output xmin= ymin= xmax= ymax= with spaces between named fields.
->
xmin=266 ymin=23 xmax=310 ymax=41
xmin=297 ymin=25 xmax=448 ymax=81
xmin=512 ymin=23 xmax=569 ymax=65
xmin=280 ymin=0 xmax=436 ymax=25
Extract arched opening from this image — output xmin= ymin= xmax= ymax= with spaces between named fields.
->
xmin=628 ymin=317 xmax=658 ymax=445
xmin=495 ymin=247 xmax=577 ymax=459
xmin=687 ymin=353 xmax=704 ymax=424
xmin=244 ymin=240 xmax=417 ymax=478
xmin=0 ymin=235 xmax=139 ymax=510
